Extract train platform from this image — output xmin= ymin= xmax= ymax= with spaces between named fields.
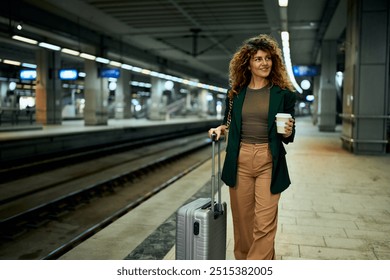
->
xmin=57 ymin=115 xmax=390 ymax=260
xmin=0 ymin=116 xmax=221 ymax=165
xmin=0 ymin=116 xmax=220 ymax=140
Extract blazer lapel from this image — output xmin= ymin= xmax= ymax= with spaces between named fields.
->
xmin=232 ymin=87 xmax=246 ymax=131
xmin=268 ymin=86 xmax=283 ymax=134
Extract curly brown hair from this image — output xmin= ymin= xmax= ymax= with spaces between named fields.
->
xmin=228 ymin=34 xmax=294 ymax=98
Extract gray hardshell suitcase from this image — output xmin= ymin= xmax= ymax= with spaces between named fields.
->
xmin=175 ymin=134 xmax=227 ymax=260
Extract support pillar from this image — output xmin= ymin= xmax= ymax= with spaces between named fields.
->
xmin=341 ymin=0 xmax=389 ymax=154
xmin=185 ymin=90 xmax=192 ymax=114
xmin=318 ymin=40 xmax=337 ymax=132
xmin=312 ymin=76 xmax=320 ymax=125
xmin=35 ymin=49 xmax=62 ymax=124
xmin=115 ymin=69 xmax=132 ymax=119
xmin=198 ymin=89 xmax=209 ymax=118
xmin=0 ymin=82 xmax=7 ymax=107
xmin=84 ymin=60 xmax=109 ymax=125
xmin=148 ymin=77 xmax=165 ymax=120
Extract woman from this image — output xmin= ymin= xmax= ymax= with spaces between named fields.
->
xmin=208 ymin=34 xmax=296 ymax=260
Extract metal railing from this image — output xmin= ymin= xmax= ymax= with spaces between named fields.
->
xmin=0 ymin=107 xmax=35 ymax=125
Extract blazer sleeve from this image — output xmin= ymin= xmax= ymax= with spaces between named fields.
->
xmin=282 ymin=90 xmax=297 ymax=144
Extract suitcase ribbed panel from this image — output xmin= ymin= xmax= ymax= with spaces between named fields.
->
xmin=176 ymin=198 xmax=210 ymax=260
xmin=193 ymin=202 xmax=227 ymax=260
xmin=176 ymin=199 xmax=227 ymax=260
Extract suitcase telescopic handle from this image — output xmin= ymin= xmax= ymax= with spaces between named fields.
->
xmin=211 ymin=133 xmax=223 ymax=216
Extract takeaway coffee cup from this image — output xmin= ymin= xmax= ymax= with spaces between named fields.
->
xmin=276 ymin=113 xmax=292 ymax=134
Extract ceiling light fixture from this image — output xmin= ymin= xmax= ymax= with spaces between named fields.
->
xmin=300 ymin=79 xmax=311 ymax=90
xmin=38 ymin=42 xmax=61 ymax=51
xmin=12 ymin=35 xmax=38 ymax=45
xmin=21 ymin=62 xmax=37 ymax=68
xmin=79 ymin=53 xmax=96 ymax=60
xmin=131 ymin=66 xmax=142 ymax=73
xmin=109 ymin=61 xmax=122 ymax=67
xmin=121 ymin=64 xmax=133 ymax=70
xmin=278 ymin=0 xmax=288 ymax=7
xmin=3 ymin=59 xmax=21 ymax=66
xmin=95 ymin=57 xmax=110 ymax=64
xmin=61 ymin=48 xmax=80 ymax=56
xmin=281 ymin=31 xmax=303 ymax=93
xmin=141 ymin=69 xmax=151 ymax=75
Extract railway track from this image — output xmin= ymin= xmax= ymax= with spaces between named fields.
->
xmin=0 ymin=133 xmax=215 ymax=259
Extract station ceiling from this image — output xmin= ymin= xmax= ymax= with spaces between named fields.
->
xmin=0 ymin=0 xmax=346 ymax=87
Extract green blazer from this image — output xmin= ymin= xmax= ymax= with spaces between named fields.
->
xmin=221 ymin=85 xmax=296 ymax=194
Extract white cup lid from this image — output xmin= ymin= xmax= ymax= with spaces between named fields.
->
xmin=276 ymin=113 xmax=291 ymax=118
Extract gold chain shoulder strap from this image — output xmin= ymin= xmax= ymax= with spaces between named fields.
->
xmin=226 ymin=97 xmax=233 ymax=128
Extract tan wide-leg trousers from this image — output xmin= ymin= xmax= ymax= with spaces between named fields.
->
xmin=229 ymin=143 xmax=280 ymax=260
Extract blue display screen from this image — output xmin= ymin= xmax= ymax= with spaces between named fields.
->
xmin=20 ymin=69 xmax=37 ymax=80
xmin=100 ymin=68 xmax=120 ymax=78
xmin=293 ymin=65 xmax=320 ymax=77
xmin=59 ymin=69 xmax=78 ymax=80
